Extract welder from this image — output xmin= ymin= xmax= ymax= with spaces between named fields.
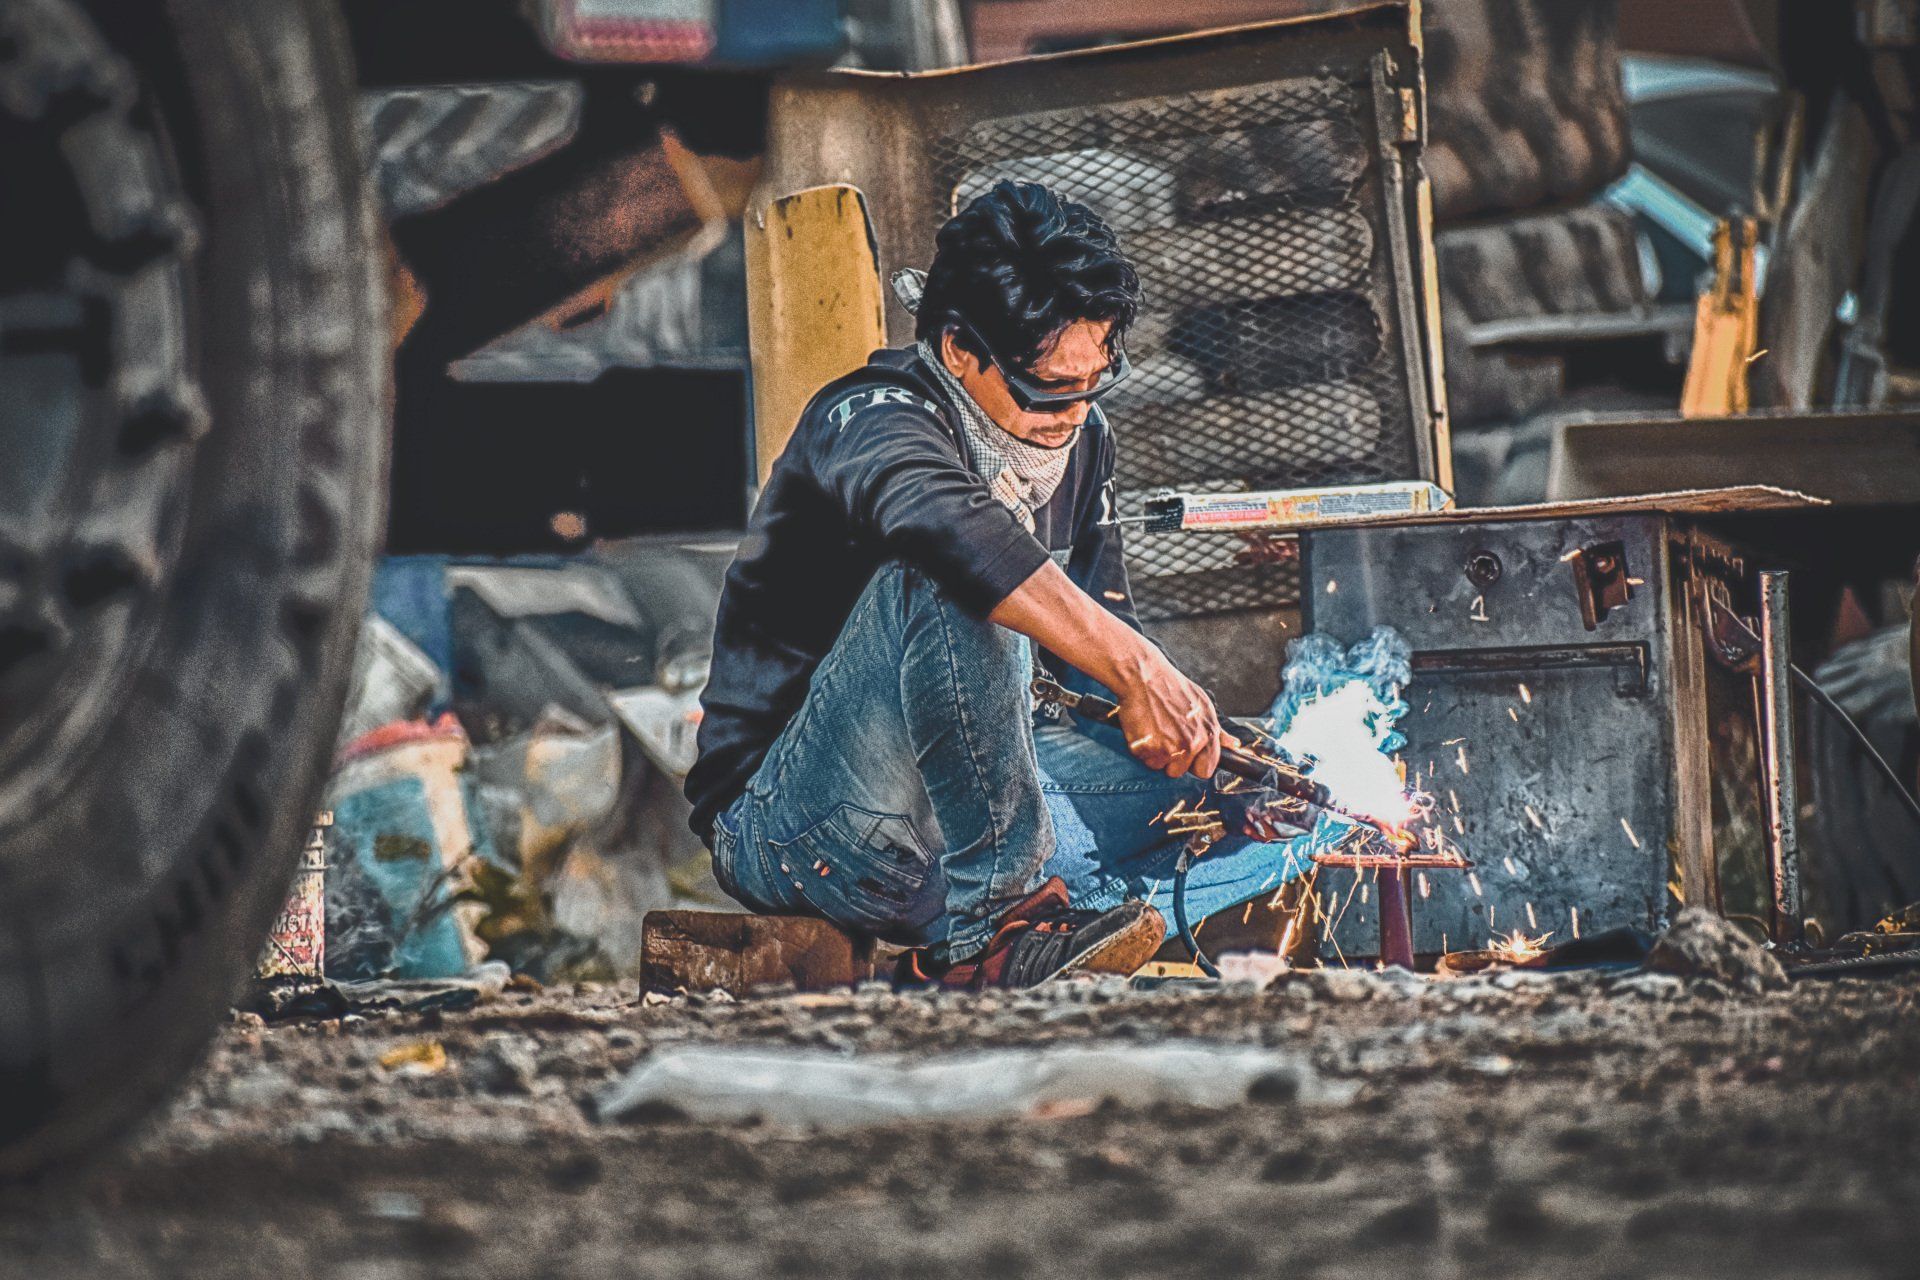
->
xmin=686 ymin=181 xmax=1314 ymax=989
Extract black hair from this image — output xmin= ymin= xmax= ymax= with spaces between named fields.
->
xmin=914 ymin=180 xmax=1141 ymax=375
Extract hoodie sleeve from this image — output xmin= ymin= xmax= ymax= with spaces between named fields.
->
xmin=813 ymin=389 xmax=1050 ymax=616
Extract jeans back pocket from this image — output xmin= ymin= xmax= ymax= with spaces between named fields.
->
xmin=768 ymin=804 xmax=943 ymax=937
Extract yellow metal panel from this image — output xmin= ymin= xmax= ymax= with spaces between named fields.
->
xmin=1681 ymin=218 xmax=1761 ymax=417
xmin=744 ymin=184 xmax=888 ymax=486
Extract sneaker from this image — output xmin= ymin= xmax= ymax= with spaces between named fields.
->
xmin=894 ymin=877 xmax=1165 ymax=990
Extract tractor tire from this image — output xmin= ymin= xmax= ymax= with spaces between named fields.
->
xmin=1422 ymin=0 xmax=1632 ymax=222
xmin=1434 ymin=202 xmax=1650 ymax=428
xmin=0 ymin=0 xmax=387 ymax=1177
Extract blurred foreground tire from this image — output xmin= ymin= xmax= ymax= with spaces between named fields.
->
xmin=0 ymin=0 xmax=386 ymax=1176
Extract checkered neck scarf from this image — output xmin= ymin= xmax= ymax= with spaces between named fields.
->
xmin=916 ymin=339 xmax=1079 ymax=532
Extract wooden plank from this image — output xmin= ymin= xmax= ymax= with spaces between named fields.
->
xmin=641 ymin=910 xmax=877 ymax=995
xmin=744 ymin=184 xmax=888 ymax=487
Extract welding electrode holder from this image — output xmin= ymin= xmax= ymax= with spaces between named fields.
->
xmin=1028 ymin=676 xmax=1345 ymax=818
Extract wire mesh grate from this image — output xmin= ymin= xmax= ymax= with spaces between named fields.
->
xmin=933 ymin=75 xmax=1418 ymax=620
xmin=1123 ymin=524 xmax=1303 ymax=623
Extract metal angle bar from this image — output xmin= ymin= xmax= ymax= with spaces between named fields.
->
xmin=1757 ymin=570 xmax=1802 ymax=946
xmin=1368 ymin=53 xmax=1437 ymax=484
xmin=1409 ymin=642 xmax=1650 ymax=698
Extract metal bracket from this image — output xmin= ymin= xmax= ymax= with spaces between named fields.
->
xmin=1567 ymin=540 xmax=1632 ymax=631
xmin=1701 ymin=582 xmax=1763 ymax=675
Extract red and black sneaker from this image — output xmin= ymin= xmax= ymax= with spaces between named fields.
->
xmin=894 ymin=877 xmax=1165 ymax=990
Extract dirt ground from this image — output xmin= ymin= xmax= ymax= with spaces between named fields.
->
xmin=3 ymin=966 xmax=1919 ymax=1280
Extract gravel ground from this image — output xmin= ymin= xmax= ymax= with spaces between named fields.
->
xmin=4 ymin=966 xmax=1919 ymax=1279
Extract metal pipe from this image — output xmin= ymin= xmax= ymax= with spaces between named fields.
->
xmin=1758 ymin=570 xmax=1802 ymax=946
xmin=1377 ymin=867 xmax=1414 ymax=970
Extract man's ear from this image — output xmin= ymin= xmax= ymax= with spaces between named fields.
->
xmin=938 ymin=328 xmax=977 ymax=379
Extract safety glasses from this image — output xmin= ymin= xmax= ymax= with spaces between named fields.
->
xmin=953 ymin=316 xmax=1132 ymax=413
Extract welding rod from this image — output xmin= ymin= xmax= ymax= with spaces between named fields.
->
xmin=1131 ymin=482 xmax=1455 ymax=533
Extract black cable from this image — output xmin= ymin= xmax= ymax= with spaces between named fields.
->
xmin=1791 ymin=662 xmax=1920 ymax=834
xmin=1171 ymin=847 xmax=1220 ymax=979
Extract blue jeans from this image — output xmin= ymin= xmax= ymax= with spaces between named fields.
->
xmin=709 ymin=562 xmax=1313 ymax=963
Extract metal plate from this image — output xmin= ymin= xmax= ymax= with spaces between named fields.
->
xmin=1547 ymin=409 xmax=1920 ymax=506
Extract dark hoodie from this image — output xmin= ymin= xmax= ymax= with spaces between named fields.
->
xmin=685 ymin=346 xmax=1141 ymax=843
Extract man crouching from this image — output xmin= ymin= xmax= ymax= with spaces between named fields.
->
xmin=687 ymin=180 xmax=1309 ymax=989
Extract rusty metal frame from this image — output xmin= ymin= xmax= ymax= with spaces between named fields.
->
xmin=747 ymin=3 xmax=1447 ymax=487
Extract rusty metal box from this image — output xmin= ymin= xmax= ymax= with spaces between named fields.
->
xmin=1303 ymin=511 xmax=1786 ymax=958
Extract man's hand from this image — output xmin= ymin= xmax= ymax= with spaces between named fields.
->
xmin=1112 ymin=648 xmax=1223 ymax=779
xmin=987 ymin=559 xmax=1225 ymax=781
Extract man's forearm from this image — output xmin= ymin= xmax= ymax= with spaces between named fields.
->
xmin=986 ymin=560 xmax=1223 ymax=779
xmin=985 ymin=560 xmax=1157 ymax=696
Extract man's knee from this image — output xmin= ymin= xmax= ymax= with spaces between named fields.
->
xmin=885 ymin=562 xmax=1025 ymax=684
